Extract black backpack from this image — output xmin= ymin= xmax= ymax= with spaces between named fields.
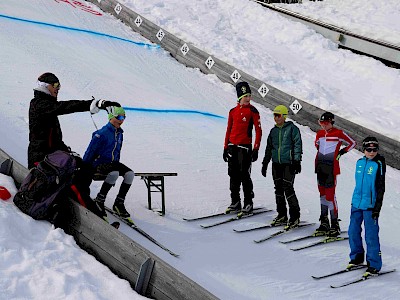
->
xmin=14 ymin=150 xmax=77 ymax=220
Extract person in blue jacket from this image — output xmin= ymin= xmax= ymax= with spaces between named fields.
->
xmin=83 ymin=106 xmax=134 ymax=220
xmin=348 ymin=136 xmax=386 ymax=277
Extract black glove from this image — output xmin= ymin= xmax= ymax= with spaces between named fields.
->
xmin=97 ymin=99 xmax=121 ymax=110
xmin=261 ymin=163 xmax=268 ymax=177
xmin=372 ymin=210 xmax=380 ymax=220
xmin=223 ymin=149 xmax=230 ymax=162
xmin=252 ymin=149 xmax=259 ymax=162
xmin=292 ymin=161 xmax=301 ymax=174
xmin=336 ymin=148 xmax=347 ymax=160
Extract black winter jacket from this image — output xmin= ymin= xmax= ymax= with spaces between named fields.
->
xmin=28 ymin=90 xmax=92 ymax=168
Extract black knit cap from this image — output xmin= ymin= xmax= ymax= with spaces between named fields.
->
xmin=38 ymin=72 xmax=59 ymax=84
xmin=236 ymin=81 xmax=251 ymax=101
xmin=362 ymin=136 xmax=379 ymax=150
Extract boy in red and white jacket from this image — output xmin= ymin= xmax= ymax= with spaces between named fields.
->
xmin=314 ymin=112 xmax=356 ymax=237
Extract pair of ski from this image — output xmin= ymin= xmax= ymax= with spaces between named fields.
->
xmin=183 ymin=207 xmax=272 ymax=228
xmin=280 ymin=231 xmax=349 ymax=251
xmin=312 ymin=264 xmax=396 ymax=288
xmin=253 ymin=222 xmax=316 ymax=243
xmin=105 ymin=207 xmax=179 ymax=257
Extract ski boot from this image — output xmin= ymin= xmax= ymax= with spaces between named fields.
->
xmin=225 ymin=201 xmax=241 ymax=214
xmin=271 ymin=214 xmax=288 ymax=226
xmin=328 ymin=218 xmax=341 ymax=237
xmin=363 ymin=267 xmax=379 ymax=278
xmin=237 ymin=204 xmax=253 ymax=218
xmin=284 ymin=218 xmax=300 ymax=231
xmin=313 ymin=216 xmax=330 ymax=236
xmin=113 ymin=198 xmax=131 ymax=218
xmin=94 ymin=194 xmax=108 ymax=222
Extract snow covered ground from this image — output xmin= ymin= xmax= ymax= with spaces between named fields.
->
xmin=0 ymin=0 xmax=399 ymax=299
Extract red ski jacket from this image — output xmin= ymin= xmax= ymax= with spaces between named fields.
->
xmin=224 ymin=103 xmax=262 ymax=150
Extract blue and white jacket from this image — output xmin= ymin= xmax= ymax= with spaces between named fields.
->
xmin=83 ymin=122 xmax=123 ymax=168
xmin=351 ymin=154 xmax=386 ymax=212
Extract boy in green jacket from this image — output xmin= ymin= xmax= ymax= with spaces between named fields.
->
xmin=261 ymin=105 xmax=303 ymax=230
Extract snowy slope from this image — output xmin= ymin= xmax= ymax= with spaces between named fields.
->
xmin=117 ymin=0 xmax=400 ymax=141
xmin=0 ymin=0 xmax=399 ymax=299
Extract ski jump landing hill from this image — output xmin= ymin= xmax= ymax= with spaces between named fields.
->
xmin=0 ymin=147 xmax=218 ymax=300
xmin=87 ymin=0 xmax=400 ymax=170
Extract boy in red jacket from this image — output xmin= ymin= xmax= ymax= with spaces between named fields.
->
xmin=314 ymin=112 xmax=356 ymax=236
xmin=223 ymin=81 xmax=262 ymax=217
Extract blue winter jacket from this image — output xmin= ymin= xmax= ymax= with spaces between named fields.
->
xmin=351 ymin=154 xmax=385 ymax=212
xmin=83 ymin=122 xmax=123 ymax=168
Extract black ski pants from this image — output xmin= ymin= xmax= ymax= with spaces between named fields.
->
xmin=228 ymin=144 xmax=254 ymax=206
xmin=272 ymin=163 xmax=300 ymax=221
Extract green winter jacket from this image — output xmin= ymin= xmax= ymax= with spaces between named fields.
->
xmin=262 ymin=121 xmax=302 ymax=165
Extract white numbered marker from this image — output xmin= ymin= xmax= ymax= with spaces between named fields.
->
xmin=230 ymin=70 xmax=241 ymax=83
xmin=258 ymin=83 xmax=269 ymax=98
xmin=135 ymin=16 xmax=143 ymax=27
xmin=114 ymin=3 xmax=122 ymax=15
xmin=156 ymin=29 xmax=165 ymax=41
xmin=290 ymin=99 xmax=302 ymax=114
xmin=181 ymin=43 xmax=190 ymax=56
xmin=205 ymin=56 xmax=215 ymax=69
xmin=97 ymin=0 xmax=101 ymax=3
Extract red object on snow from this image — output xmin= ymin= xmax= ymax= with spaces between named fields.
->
xmin=0 ymin=186 xmax=12 ymax=200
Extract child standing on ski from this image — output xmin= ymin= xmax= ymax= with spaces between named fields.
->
xmin=314 ymin=112 xmax=356 ymax=237
xmin=223 ymin=81 xmax=262 ymax=217
xmin=261 ymin=105 xmax=303 ymax=230
xmin=348 ymin=137 xmax=385 ymax=277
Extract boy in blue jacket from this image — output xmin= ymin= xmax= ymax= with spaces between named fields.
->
xmin=348 ymin=137 xmax=386 ymax=277
xmin=83 ymin=106 xmax=134 ymax=220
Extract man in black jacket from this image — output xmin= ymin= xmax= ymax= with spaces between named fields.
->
xmin=28 ymin=72 xmax=120 ymax=220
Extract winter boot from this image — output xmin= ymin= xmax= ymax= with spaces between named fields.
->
xmin=225 ymin=201 xmax=241 ymax=214
xmin=328 ymin=218 xmax=341 ymax=237
xmin=271 ymin=215 xmax=288 ymax=226
xmin=237 ymin=204 xmax=253 ymax=218
xmin=313 ymin=216 xmax=330 ymax=236
xmin=113 ymin=197 xmax=130 ymax=218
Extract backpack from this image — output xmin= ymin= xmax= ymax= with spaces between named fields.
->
xmin=13 ymin=150 xmax=77 ymax=220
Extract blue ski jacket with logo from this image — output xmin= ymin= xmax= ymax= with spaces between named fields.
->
xmin=83 ymin=122 xmax=123 ymax=168
xmin=351 ymin=154 xmax=385 ymax=212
